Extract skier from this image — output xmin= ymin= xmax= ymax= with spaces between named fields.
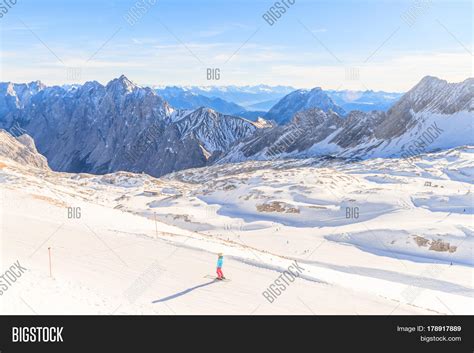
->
xmin=216 ymin=253 xmax=225 ymax=280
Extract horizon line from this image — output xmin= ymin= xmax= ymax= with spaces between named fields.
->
xmin=3 ymin=74 xmax=472 ymax=94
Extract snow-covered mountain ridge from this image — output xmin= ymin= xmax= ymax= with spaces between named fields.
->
xmin=220 ymin=76 xmax=473 ymax=163
xmin=0 ymin=75 xmax=471 ymax=177
xmin=0 ymin=76 xmax=262 ymax=177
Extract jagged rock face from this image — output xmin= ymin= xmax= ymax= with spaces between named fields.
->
xmin=174 ymin=108 xmax=257 ymax=154
xmin=222 ymin=109 xmax=342 ymax=161
xmin=330 ymin=110 xmax=386 ymax=149
xmin=0 ymin=130 xmax=49 ymax=169
xmin=0 ymin=76 xmax=260 ymax=177
xmin=220 ymin=76 xmax=473 ymax=162
xmin=265 ymin=87 xmax=346 ymax=125
xmin=5 ymin=76 xmax=173 ymax=174
xmin=0 ymin=81 xmax=46 ymax=121
xmin=275 ymin=109 xmax=344 ymax=153
xmin=375 ymin=76 xmax=473 ymax=140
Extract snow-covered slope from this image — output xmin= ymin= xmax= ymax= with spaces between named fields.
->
xmin=1 ymin=141 xmax=472 ymax=314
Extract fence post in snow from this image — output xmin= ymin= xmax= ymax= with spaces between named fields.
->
xmin=48 ymin=247 xmax=52 ymax=278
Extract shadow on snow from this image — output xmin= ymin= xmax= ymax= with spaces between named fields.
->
xmin=152 ymin=280 xmax=218 ymax=303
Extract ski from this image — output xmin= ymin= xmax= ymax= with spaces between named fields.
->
xmin=204 ymin=275 xmax=230 ymax=282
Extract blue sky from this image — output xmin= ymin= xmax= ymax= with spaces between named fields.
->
xmin=0 ymin=0 xmax=472 ymax=91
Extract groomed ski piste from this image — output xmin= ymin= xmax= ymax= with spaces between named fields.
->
xmin=0 ymin=146 xmax=473 ymax=315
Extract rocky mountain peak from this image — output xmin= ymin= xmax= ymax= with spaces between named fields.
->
xmin=309 ymin=87 xmax=323 ymax=93
xmin=388 ymin=75 xmax=472 ymax=117
xmin=407 ymin=76 xmax=447 ymax=96
xmin=28 ymin=80 xmax=47 ymax=91
xmin=265 ymin=86 xmax=346 ymax=124
xmin=106 ymin=75 xmax=139 ymax=94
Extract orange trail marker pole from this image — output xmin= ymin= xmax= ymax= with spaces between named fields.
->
xmin=48 ymin=247 xmax=52 ymax=277
xmin=154 ymin=212 xmax=158 ymax=238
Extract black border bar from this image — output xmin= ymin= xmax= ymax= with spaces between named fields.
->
xmin=0 ymin=315 xmax=472 ymax=352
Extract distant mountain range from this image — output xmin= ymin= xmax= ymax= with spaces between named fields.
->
xmin=155 ymin=85 xmax=403 ymax=122
xmin=155 ymin=86 xmax=278 ymax=121
xmin=0 ymin=75 xmax=471 ymax=178
xmin=220 ymin=76 xmax=473 ymax=163
xmin=154 ymin=84 xmax=296 ymax=111
xmin=327 ymin=90 xmax=404 ymax=113
xmin=155 ymin=86 xmax=247 ymax=115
